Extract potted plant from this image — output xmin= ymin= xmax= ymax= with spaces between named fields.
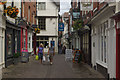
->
xmin=13 ymin=52 xmax=20 ymax=64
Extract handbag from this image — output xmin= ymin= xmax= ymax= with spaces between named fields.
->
xmin=43 ymin=56 xmax=46 ymax=61
xmin=35 ymin=55 xmax=39 ymax=60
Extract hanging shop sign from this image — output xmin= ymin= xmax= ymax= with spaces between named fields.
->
xmin=80 ymin=2 xmax=93 ymax=11
xmin=0 ymin=0 xmax=7 ymax=5
xmin=73 ymin=12 xmax=80 ymax=19
xmin=58 ymin=23 xmax=64 ymax=31
xmin=4 ymin=6 xmax=19 ymax=18
xmin=34 ymin=28 xmax=40 ymax=33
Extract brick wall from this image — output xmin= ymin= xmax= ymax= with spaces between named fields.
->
xmin=21 ymin=1 xmax=36 ymax=25
xmin=82 ymin=2 xmax=108 ymax=24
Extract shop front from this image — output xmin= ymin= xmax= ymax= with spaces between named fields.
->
xmin=78 ymin=26 xmax=91 ymax=65
xmin=5 ymin=20 xmax=21 ymax=67
xmin=21 ymin=28 xmax=28 ymax=53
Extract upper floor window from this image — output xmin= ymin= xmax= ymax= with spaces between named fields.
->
xmin=38 ymin=2 xmax=46 ymax=10
xmin=23 ymin=2 xmax=25 ymax=17
xmin=38 ymin=18 xmax=46 ymax=30
xmin=28 ymin=6 xmax=30 ymax=22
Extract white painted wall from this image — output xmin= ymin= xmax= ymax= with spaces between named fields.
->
xmin=0 ymin=6 xmax=6 ymax=79
xmin=91 ymin=6 xmax=116 ymax=78
xmin=37 ymin=18 xmax=58 ymax=36
xmin=37 ymin=1 xmax=58 ymax=16
xmin=107 ymin=21 xmax=116 ymax=78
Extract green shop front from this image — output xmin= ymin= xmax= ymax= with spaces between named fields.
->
xmin=5 ymin=20 xmax=21 ymax=67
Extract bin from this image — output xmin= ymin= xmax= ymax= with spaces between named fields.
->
xmin=21 ymin=52 xmax=29 ymax=63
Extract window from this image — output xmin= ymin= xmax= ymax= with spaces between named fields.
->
xmin=36 ymin=36 xmax=49 ymax=48
xmin=38 ymin=2 xmax=46 ymax=10
xmin=38 ymin=18 xmax=46 ymax=30
xmin=23 ymin=29 xmax=26 ymax=50
xmin=98 ymin=21 xmax=108 ymax=63
xmin=28 ymin=37 xmax=31 ymax=49
xmin=7 ymin=34 xmax=12 ymax=56
xmin=28 ymin=6 xmax=30 ymax=22
xmin=15 ymin=34 xmax=17 ymax=53
xmin=33 ymin=15 xmax=35 ymax=24
xmin=23 ymin=2 xmax=25 ymax=17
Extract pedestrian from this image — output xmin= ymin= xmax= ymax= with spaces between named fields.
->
xmin=48 ymin=43 xmax=55 ymax=65
xmin=62 ymin=46 xmax=66 ymax=54
xmin=37 ymin=43 xmax=44 ymax=64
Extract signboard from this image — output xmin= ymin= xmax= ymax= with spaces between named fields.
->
xmin=73 ymin=12 xmax=80 ymax=19
xmin=58 ymin=23 xmax=64 ymax=31
xmin=65 ymin=49 xmax=73 ymax=61
xmin=80 ymin=2 xmax=93 ymax=11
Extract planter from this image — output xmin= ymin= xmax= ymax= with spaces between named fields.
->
xmin=13 ymin=52 xmax=21 ymax=65
xmin=13 ymin=56 xmax=21 ymax=65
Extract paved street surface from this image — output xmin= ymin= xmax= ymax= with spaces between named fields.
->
xmin=2 ymin=54 xmax=104 ymax=78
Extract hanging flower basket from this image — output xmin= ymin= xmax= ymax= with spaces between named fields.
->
xmin=0 ymin=0 xmax=7 ymax=5
xmin=35 ymin=28 xmax=40 ymax=33
xmin=4 ymin=6 xmax=19 ymax=18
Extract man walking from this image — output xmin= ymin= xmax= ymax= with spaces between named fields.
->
xmin=48 ymin=43 xmax=55 ymax=65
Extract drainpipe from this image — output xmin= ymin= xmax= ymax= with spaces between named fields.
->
xmin=115 ymin=20 xmax=119 ymax=80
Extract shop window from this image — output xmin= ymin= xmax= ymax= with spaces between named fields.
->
xmin=29 ymin=37 xmax=31 ymax=49
xmin=7 ymin=34 xmax=12 ymax=56
xmin=23 ymin=29 xmax=26 ymax=50
xmin=36 ymin=36 xmax=49 ymax=48
xmin=36 ymin=41 xmax=39 ymax=47
xmin=15 ymin=34 xmax=17 ymax=53
xmin=98 ymin=21 xmax=107 ymax=63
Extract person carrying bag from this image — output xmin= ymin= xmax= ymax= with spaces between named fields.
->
xmin=37 ymin=43 xmax=44 ymax=64
xmin=48 ymin=43 xmax=55 ymax=65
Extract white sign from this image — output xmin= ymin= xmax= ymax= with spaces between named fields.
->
xmin=80 ymin=2 xmax=93 ymax=11
xmin=65 ymin=49 xmax=73 ymax=61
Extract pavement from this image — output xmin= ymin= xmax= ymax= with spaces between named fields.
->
xmin=2 ymin=54 xmax=105 ymax=78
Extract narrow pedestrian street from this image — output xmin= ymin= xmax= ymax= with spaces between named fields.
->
xmin=2 ymin=54 xmax=104 ymax=78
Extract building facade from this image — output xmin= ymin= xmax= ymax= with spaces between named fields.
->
xmin=82 ymin=2 xmax=116 ymax=78
xmin=61 ymin=12 xmax=69 ymax=49
xmin=36 ymin=0 xmax=60 ymax=53
xmin=111 ymin=2 xmax=120 ymax=80
xmin=0 ymin=5 xmax=6 ymax=72
xmin=21 ymin=1 xmax=36 ymax=54
xmin=5 ymin=1 xmax=22 ymax=67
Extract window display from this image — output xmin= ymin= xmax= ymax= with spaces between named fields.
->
xmin=7 ymin=34 xmax=12 ymax=56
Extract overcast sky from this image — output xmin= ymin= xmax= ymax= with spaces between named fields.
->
xmin=59 ymin=0 xmax=71 ymax=15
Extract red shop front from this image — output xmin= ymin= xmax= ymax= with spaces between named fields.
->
xmin=111 ymin=12 xmax=120 ymax=80
xmin=20 ymin=27 xmax=28 ymax=53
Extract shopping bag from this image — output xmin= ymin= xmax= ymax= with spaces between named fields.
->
xmin=43 ymin=56 xmax=46 ymax=61
xmin=35 ymin=55 xmax=39 ymax=60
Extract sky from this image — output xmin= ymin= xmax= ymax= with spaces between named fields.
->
xmin=59 ymin=0 xmax=71 ymax=15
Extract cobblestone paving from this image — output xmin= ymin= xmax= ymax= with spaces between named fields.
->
xmin=2 ymin=54 xmax=105 ymax=78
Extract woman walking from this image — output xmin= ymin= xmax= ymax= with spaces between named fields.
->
xmin=37 ymin=43 xmax=44 ymax=64
xmin=48 ymin=43 xmax=55 ymax=65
